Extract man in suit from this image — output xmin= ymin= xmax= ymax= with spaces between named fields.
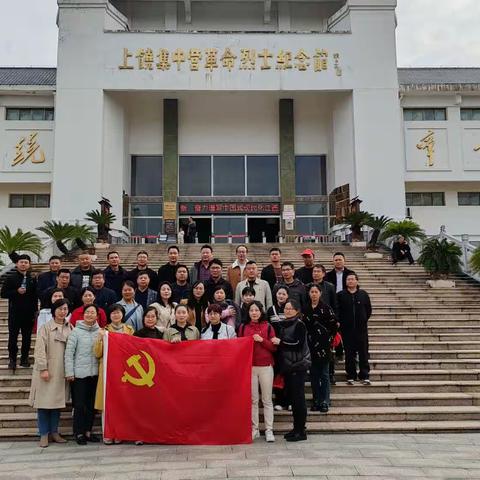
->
xmin=325 ymin=252 xmax=355 ymax=293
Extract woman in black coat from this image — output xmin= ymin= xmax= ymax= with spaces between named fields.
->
xmin=303 ymin=284 xmax=337 ymax=412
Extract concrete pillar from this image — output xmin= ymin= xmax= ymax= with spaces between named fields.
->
xmin=163 ymin=99 xmax=179 ymax=232
xmin=279 ymin=99 xmax=296 ymax=236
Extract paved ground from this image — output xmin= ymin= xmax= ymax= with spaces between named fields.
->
xmin=1 ymin=433 xmax=480 ymax=479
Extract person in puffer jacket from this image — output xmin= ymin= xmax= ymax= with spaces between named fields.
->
xmin=64 ymin=304 xmax=100 ymax=446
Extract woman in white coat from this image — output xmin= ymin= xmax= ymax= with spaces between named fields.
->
xmin=201 ymin=304 xmax=236 ymax=340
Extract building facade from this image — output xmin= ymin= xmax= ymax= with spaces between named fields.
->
xmin=0 ymin=0 xmax=479 ymax=243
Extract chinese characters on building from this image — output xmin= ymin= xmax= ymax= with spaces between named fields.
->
xmin=119 ymin=47 xmax=342 ymax=75
xmin=179 ymin=202 xmax=280 ymax=215
xmin=11 ymin=132 xmax=46 ymax=167
xmin=416 ymin=130 xmax=435 ymax=167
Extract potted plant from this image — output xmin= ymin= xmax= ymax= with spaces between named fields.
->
xmin=470 ymin=246 xmax=480 ymax=276
xmin=0 ymin=226 xmax=43 ymax=262
xmin=364 ymin=215 xmax=392 ymax=258
xmin=69 ymin=223 xmax=97 ymax=251
xmin=85 ymin=210 xmax=117 ymax=244
xmin=342 ymin=211 xmax=373 ymax=246
xmin=380 ymin=219 xmax=426 ymax=246
xmin=37 ymin=221 xmax=76 ymax=256
xmin=418 ymin=238 xmax=462 ymax=288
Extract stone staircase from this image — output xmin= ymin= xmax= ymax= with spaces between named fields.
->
xmin=1 ymin=243 xmax=480 ymax=438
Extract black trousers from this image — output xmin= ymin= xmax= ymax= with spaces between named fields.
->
xmin=284 ymin=371 xmax=307 ymax=433
xmin=344 ymin=333 xmax=370 ymax=381
xmin=72 ymin=376 xmax=98 ymax=436
xmin=8 ymin=316 xmax=33 ymax=362
xmin=392 ymin=250 xmax=414 ymax=264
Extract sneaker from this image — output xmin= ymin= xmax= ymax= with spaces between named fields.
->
xmin=319 ymin=402 xmax=329 ymax=413
xmin=86 ymin=433 xmax=100 ymax=443
xmin=103 ymin=438 xmax=114 ymax=445
xmin=346 ymin=379 xmax=355 ymax=385
xmin=362 ymin=379 xmax=371 ymax=385
xmin=265 ymin=430 xmax=275 ymax=443
xmin=252 ymin=429 xmax=260 ymax=440
xmin=274 ymin=405 xmax=284 ymax=411
xmin=19 ymin=360 xmax=30 ymax=368
xmin=135 ymin=440 xmax=144 ymax=445
xmin=283 ymin=429 xmax=295 ymax=440
xmin=310 ymin=404 xmax=320 ymax=412
xmin=114 ymin=439 xmax=123 ymax=444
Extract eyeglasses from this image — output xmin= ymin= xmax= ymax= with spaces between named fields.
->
xmin=284 ymin=306 xmax=296 ymax=311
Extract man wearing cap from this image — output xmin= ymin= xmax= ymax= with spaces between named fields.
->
xmin=295 ymin=249 xmax=315 ymax=284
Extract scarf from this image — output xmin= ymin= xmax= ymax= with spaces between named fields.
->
xmin=172 ymin=323 xmax=188 ymax=341
xmin=211 ymin=322 xmax=222 ymax=340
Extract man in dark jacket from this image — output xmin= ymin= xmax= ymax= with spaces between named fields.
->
xmin=157 ymin=245 xmax=180 ymax=284
xmin=127 ymin=250 xmax=159 ymax=291
xmin=325 ymin=252 xmax=355 ymax=293
xmin=204 ymin=258 xmax=233 ymax=302
xmin=91 ymin=270 xmax=117 ymax=311
xmin=295 ymin=248 xmax=315 ymax=284
xmin=337 ymin=273 xmax=372 ymax=385
xmin=0 ymin=255 xmax=38 ymax=369
xmin=103 ymin=251 xmax=128 ymax=299
xmin=392 ymin=235 xmax=414 ymax=265
xmin=273 ymin=262 xmax=307 ymax=311
xmin=70 ymin=252 xmax=96 ymax=290
xmin=189 ymin=244 xmax=213 ymax=283
xmin=42 ymin=268 xmax=81 ymax=309
xmin=36 ymin=255 xmax=62 ymax=299
xmin=171 ymin=265 xmax=191 ymax=303
xmin=261 ymin=247 xmax=282 ymax=292
xmin=307 ymin=264 xmax=337 ymax=313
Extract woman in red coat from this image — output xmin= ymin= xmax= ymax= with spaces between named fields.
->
xmin=70 ymin=287 xmax=107 ymax=328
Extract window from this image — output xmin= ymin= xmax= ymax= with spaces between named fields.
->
xmin=403 ymin=108 xmax=446 ymax=121
xmin=179 ymin=155 xmax=280 ymax=197
xmin=131 ymin=218 xmax=163 ymax=236
xmin=9 ymin=194 xmax=50 ymax=208
xmin=247 ymin=156 xmax=279 ymax=196
xmin=296 ymin=217 xmax=328 ymax=235
xmin=131 ymin=156 xmax=162 ymax=196
xmin=6 ymin=108 xmax=54 ymax=121
xmin=179 ymin=156 xmax=211 ymax=196
xmin=295 ymin=156 xmax=326 ymax=195
xmin=131 ymin=203 xmax=163 ymax=216
xmin=461 ymin=109 xmax=480 ymax=121
xmin=213 ymin=156 xmax=245 ymax=196
xmin=406 ymin=192 xmax=445 ymax=206
xmin=458 ymin=192 xmax=480 ymax=206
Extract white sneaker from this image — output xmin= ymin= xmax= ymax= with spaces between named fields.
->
xmin=135 ymin=440 xmax=144 ymax=445
xmin=346 ymin=379 xmax=355 ymax=385
xmin=265 ymin=430 xmax=275 ymax=442
xmin=252 ymin=429 xmax=260 ymax=440
xmin=274 ymin=405 xmax=283 ymax=411
xmin=362 ymin=379 xmax=371 ymax=385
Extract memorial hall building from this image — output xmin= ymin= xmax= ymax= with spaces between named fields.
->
xmin=0 ymin=0 xmax=479 ymax=243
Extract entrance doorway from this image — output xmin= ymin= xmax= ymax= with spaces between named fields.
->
xmin=248 ymin=218 xmax=280 ymax=243
xmin=190 ymin=217 xmax=212 ymax=244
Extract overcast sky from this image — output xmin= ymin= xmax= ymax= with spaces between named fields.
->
xmin=0 ymin=0 xmax=478 ymax=67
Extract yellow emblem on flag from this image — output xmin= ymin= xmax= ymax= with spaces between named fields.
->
xmin=121 ymin=350 xmax=155 ymax=388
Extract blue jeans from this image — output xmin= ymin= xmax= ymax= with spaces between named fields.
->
xmin=310 ymin=357 xmax=331 ymax=406
xmin=37 ymin=408 xmax=60 ymax=436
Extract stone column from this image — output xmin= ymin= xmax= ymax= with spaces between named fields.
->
xmin=279 ymin=98 xmax=296 ymax=236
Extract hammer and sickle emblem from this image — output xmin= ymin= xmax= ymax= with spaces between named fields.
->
xmin=121 ymin=350 xmax=155 ymax=388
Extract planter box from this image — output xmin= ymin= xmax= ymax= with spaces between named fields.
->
xmin=364 ymin=252 xmax=383 ymax=259
xmin=426 ymin=279 xmax=456 ymax=288
xmin=350 ymin=241 xmax=367 ymax=248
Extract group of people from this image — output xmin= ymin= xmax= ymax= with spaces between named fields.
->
xmin=1 ymin=243 xmax=373 ymax=447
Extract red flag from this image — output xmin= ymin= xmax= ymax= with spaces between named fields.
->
xmin=103 ymin=333 xmax=253 ymax=445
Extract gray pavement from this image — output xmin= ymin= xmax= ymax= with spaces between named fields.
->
xmin=1 ymin=433 xmax=480 ymax=479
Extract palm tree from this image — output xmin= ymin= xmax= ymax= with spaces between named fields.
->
xmin=418 ymin=238 xmax=462 ymax=279
xmin=380 ymin=219 xmax=426 ymax=245
xmin=342 ymin=211 xmax=374 ymax=242
xmin=366 ymin=215 xmax=392 ymax=250
xmin=69 ymin=223 xmax=96 ymax=250
xmin=37 ymin=221 xmax=76 ymax=255
xmin=85 ymin=210 xmax=117 ymax=242
xmin=0 ymin=226 xmax=43 ymax=259
xmin=471 ymin=246 xmax=480 ymax=275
